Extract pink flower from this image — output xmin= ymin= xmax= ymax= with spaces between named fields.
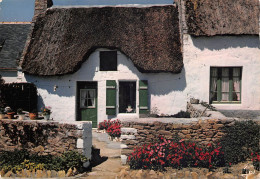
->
xmin=179 ymin=139 xmax=185 ymax=143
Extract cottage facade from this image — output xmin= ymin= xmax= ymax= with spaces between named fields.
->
xmin=19 ymin=0 xmax=260 ymax=127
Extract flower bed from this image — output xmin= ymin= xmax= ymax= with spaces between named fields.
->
xmin=128 ymin=135 xmax=260 ymax=172
xmin=98 ymin=119 xmax=121 ymax=138
xmin=128 ymin=137 xmax=226 ymax=171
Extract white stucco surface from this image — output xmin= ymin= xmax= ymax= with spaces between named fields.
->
xmin=183 ymin=35 xmax=260 ymax=110
xmin=22 ymin=35 xmax=260 ymax=124
xmin=22 ymin=48 xmax=187 ymax=123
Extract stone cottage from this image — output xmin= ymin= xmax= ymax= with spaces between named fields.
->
xmin=19 ymin=0 xmax=259 ymax=127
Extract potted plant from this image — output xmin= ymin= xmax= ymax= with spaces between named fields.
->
xmin=29 ymin=109 xmax=38 ymax=120
xmin=17 ymin=108 xmax=25 ymax=120
xmin=41 ymin=106 xmax=52 ymax=120
xmin=0 ymin=108 xmax=6 ymax=119
xmin=5 ymin=107 xmax=15 ymax=119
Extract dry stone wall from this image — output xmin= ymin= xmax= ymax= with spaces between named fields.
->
xmin=0 ymin=119 xmax=92 ymax=160
xmin=121 ymin=118 xmax=234 ymax=156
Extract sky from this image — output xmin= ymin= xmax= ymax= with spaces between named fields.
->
xmin=0 ymin=0 xmax=173 ymax=22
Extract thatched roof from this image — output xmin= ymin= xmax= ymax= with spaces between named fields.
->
xmin=21 ymin=5 xmax=183 ymax=76
xmin=185 ymin=0 xmax=259 ymax=36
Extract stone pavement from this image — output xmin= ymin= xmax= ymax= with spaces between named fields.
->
xmin=82 ymin=130 xmax=123 ymax=178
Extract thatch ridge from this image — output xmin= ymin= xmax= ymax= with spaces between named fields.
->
xmin=21 ymin=5 xmax=183 ymax=76
xmin=185 ymin=0 xmax=259 ymax=36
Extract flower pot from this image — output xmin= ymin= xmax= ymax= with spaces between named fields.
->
xmin=29 ymin=113 xmax=38 ymax=120
xmin=0 ymin=114 xmax=5 ymax=119
xmin=7 ymin=112 xmax=15 ymax=119
xmin=43 ymin=114 xmax=50 ymax=120
xmin=18 ymin=114 xmax=25 ymax=120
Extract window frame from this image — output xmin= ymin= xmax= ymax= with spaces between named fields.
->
xmin=210 ymin=67 xmax=242 ymax=104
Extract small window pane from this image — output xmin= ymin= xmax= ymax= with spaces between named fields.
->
xmin=222 ymin=68 xmax=229 ymax=77
xmin=81 ymin=90 xmax=87 ymax=98
xmin=88 ymin=99 xmax=94 ymax=107
xmin=88 ymin=90 xmax=94 ymax=98
xmin=222 ymin=92 xmax=229 ymax=101
xmin=210 ymin=92 xmax=217 ymax=101
xmin=222 ymin=77 xmax=229 ymax=92
xmin=210 ymin=77 xmax=217 ymax=92
xmin=211 ymin=68 xmax=218 ymax=77
xmin=232 ymin=92 xmax=240 ymax=101
xmin=233 ymin=68 xmax=240 ymax=77
xmin=233 ymin=77 xmax=240 ymax=93
xmin=81 ymin=99 xmax=87 ymax=108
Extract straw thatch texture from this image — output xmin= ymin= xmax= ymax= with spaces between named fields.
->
xmin=22 ymin=5 xmax=183 ymax=76
xmin=185 ymin=0 xmax=259 ymax=36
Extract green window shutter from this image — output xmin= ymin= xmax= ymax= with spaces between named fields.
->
xmin=106 ymin=80 xmax=117 ymax=115
xmin=139 ymin=80 xmax=149 ymax=114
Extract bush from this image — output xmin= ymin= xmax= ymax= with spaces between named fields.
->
xmin=98 ymin=119 xmax=121 ymax=138
xmin=0 ymin=150 xmax=88 ymax=173
xmin=128 ymin=137 xmax=225 ymax=171
xmin=98 ymin=120 xmax=111 ymax=130
xmin=220 ymin=120 xmax=260 ymax=165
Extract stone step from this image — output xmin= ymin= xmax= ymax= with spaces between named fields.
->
xmin=121 ymin=128 xmax=137 ymax=135
xmin=121 ymin=149 xmax=134 ymax=155
xmin=120 ymin=134 xmax=136 ymax=140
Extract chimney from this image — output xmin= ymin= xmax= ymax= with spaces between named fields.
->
xmin=33 ymin=0 xmax=53 ymax=22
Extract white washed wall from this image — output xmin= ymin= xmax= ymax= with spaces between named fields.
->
xmin=22 ymin=36 xmax=260 ymax=124
xmin=22 ymin=48 xmax=187 ymax=123
xmin=183 ymin=35 xmax=260 ymax=110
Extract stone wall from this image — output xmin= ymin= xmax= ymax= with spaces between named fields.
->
xmin=0 ymin=119 xmax=92 ymax=160
xmin=121 ymin=118 xmax=234 ymax=156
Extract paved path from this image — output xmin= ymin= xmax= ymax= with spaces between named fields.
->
xmin=82 ymin=130 xmax=123 ymax=178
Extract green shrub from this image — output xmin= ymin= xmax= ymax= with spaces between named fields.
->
xmin=0 ymin=149 xmax=30 ymax=167
xmin=61 ymin=150 xmax=88 ymax=172
xmin=220 ymin=120 xmax=260 ymax=164
xmin=0 ymin=150 xmax=88 ymax=173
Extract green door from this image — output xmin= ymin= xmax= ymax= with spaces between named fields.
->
xmin=77 ymin=82 xmax=97 ymax=128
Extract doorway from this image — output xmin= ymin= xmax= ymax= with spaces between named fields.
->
xmin=77 ymin=81 xmax=97 ymax=128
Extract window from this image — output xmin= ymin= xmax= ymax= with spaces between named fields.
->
xmin=100 ymin=51 xmax=117 ymax=71
xmin=119 ymin=81 xmax=136 ymax=113
xmin=80 ymin=89 xmax=95 ymax=108
xmin=210 ymin=67 xmax=242 ymax=103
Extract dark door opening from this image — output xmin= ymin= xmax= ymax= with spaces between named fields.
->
xmin=119 ymin=81 xmax=136 ymax=113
